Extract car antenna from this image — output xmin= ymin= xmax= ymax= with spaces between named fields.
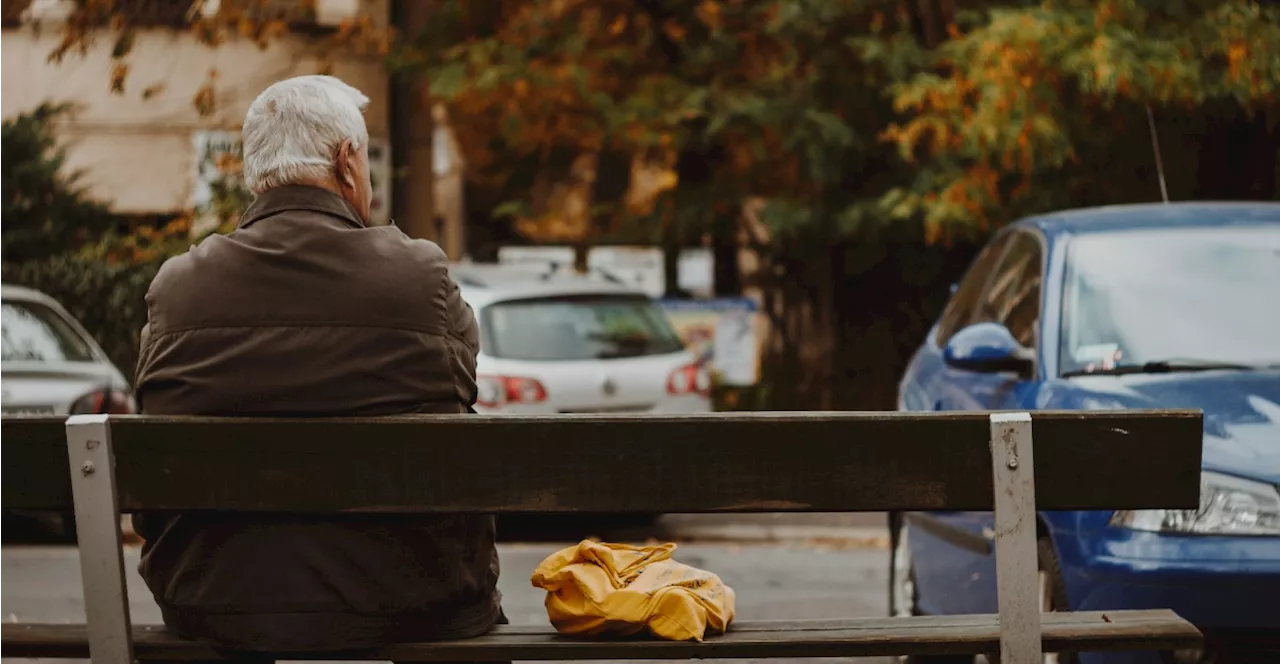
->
xmin=1145 ymin=104 xmax=1169 ymax=204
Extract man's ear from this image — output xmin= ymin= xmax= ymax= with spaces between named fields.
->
xmin=335 ymin=138 xmax=356 ymax=187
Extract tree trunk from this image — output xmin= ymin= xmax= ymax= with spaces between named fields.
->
xmin=939 ymin=0 xmax=956 ymax=26
xmin=663 ymin=216 xmax=681 ymax=296
xmin=915 ymin=0 xmax=939 ymax=47
xmin=1194 ymin=111 xmax=1280 ymax=200
xmin=388 ymin=1 xmax=435 ymax=242
xmin=712 ymin=210 xmax=741 ymax=296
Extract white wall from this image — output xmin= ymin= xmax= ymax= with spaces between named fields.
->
xmin=2 ymin=20 xmax=389 ymax=214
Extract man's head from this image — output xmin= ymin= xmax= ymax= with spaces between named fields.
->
xmin=242 ymin=75 xmax=379 ymax=224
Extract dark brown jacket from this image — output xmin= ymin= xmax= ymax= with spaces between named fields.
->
xmin=133 ymin=185 xmax=501 ymax=652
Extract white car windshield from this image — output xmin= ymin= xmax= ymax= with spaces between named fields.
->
xmin=482 ymin=295 xmax=686 ymax=360
xmin=1 ymin=300 xmax=96 ymax=363
xmin=1060 ymin=224 xmax=1280 ymax=375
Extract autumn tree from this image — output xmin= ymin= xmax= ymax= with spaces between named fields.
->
xmin=401 ymin=0 xmax=1279 ymax=406
xmin=26 ymin=0 xmax=1280 ymax=407
xmin=883 ymin=0 xmax=1280 ymax=238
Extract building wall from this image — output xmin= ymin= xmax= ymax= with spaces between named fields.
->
xmin=1 ymin=17 xmax=389 ymax=215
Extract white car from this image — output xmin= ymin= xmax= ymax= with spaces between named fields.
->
xmin=2 ymin=284 xmax=135 ymax=540
xmin=452 ymin=263 xmax=712 ymax=415
xmin=1 ymin=284 xmax=135 ymax=416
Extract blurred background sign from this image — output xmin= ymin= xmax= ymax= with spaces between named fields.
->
xmin=497 ymin=246 xmax=575 ymax=269
xmin=659 ymin=298 xmax=761 ymax=387
xmin=586 ymin=246 xmax=663 ymax=297
xmin=496 ymin=245 xmax=714 ymax=299
xmin=191 ymin=130 xmax=241 ymax=212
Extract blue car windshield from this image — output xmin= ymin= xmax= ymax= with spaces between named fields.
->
xmin=1060 ymin=224 xmax=1280 ymax=376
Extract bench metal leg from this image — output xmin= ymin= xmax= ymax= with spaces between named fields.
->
xmin=990 ymin=412 xmax=1042 ymax=664
xmin=67 ymin=414 xmax=135 ymax=664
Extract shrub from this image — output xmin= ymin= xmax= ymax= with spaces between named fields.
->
xmin=2 ymin=103 xmax=119 ymax=262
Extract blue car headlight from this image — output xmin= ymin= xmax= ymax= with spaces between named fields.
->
xmin=1110 ymin=471 xmax=1280 ymax=536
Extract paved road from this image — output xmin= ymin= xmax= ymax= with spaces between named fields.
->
xmin=5 ymin=513 xmax=890 ymax=547
xmin=499 ymin=513 xmax=890 ymax=547
xmin=2 ymin=515 xmax=892 ymax=664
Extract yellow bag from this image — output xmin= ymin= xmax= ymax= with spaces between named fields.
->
xmin=530 ymin=540 xmax=736 ymax=641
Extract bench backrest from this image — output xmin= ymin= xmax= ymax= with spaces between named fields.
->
xmin=0 ymin=410 xmax=1204 ymax=664
xmin=3 ymin=410 xmax=1203 ymax=514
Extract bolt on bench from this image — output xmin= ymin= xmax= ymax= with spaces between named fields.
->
xmin=2 ymin=410 xmax=1204 ymax=663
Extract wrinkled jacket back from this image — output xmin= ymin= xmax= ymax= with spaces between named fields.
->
xmin=133 ymin=186 xmax=500 ymax=652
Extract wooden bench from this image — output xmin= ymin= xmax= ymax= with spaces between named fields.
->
xmin=2 ymin=410 xmax=1205 ymax=663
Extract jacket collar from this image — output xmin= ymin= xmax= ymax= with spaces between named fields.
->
xmin=238 ymin=185 xmax=367 ymax=230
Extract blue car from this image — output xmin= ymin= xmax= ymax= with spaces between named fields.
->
xmin=895 ymin=202 xmax=1280 ymax=664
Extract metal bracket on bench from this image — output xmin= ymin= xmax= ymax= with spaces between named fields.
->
xmin=990 ymin=412 xmax=1042 ymax=664
xmin=67 ymin=414 xmax=134 ymax=664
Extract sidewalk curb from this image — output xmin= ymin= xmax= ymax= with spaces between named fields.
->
xmin=661 ymin=524 xmax=890 ymax=549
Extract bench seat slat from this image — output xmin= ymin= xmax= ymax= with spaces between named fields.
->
xmin=3 ymin=410 xmax=1203 ymax=513
xmin=1 ymin=611 xmax=1202 ymax=660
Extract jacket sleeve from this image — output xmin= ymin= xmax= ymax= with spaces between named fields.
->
xmin=447 ymin=276 xmax=479 ymax=359
xmin=133 ymin=321 xmax=153 ymax=410
xmin=443 ymin=270 xmax=480 ymax=406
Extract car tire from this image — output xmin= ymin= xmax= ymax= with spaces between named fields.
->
xmin=960 ymin=537 xmax=1082 ymax=664
xmin=1037 ymin=537 xmax=1079 ymax=664
xmin=888 ymin=513 xmax=974 ymax=664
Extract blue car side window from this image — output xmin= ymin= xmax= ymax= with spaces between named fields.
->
xmin=936 ymin=234 xmax=1012 ymax=346
xmin=981 ymin=233 xmax=1043 ymax=350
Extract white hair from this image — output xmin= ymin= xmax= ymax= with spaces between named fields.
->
xmin=241 ymin=75 xmax=370 ymax=195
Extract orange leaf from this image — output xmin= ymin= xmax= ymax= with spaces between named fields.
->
xmin=696 ymin=0 xmax=721 ymax=29
xmin=925 ymin=220 xmax=941 ymax=245
xmin=663 ymin=19 xmax=687 ymax=43
xmin=110 ymin=63 xmax=128 ymax=93
xmin=192 ymin=83 xmax=216 ymax=116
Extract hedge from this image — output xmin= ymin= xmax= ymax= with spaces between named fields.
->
xmin=2 ymin=255 xmax=161 ymax=378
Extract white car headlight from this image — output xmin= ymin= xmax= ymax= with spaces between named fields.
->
xmin=1110 ymin=471 xmax=1280 ymax=536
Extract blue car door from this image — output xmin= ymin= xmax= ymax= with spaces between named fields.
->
xmin=907 ymin=230 xmax=1046 ymax=616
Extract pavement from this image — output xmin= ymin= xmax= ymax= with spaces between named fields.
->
xmin=2 ymin=513 xmax=893 ymax=664
xmin=498 ymin=513 xmax=891 ymax=548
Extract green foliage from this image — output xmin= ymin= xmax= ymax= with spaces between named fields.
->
xmin=403 ymin=0 xmax=931 ymax=262
xmin=1 ymin=103 xmax=119 ymax=262
xmin=883 ymin=0 xmax=1280 ymax=231
xmin=402 ymin=0 xmax=1277 ymax=250
xmin=1 ymin=255 xmax=160 ymax=375
xmin=393 ymin=0 xmax=1278 ymax=409
xmin=0 ymin=102 xmax=162 ymax=373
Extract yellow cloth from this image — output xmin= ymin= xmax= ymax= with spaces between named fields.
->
xmin=530 ymin=540 xmax=736 ymax=641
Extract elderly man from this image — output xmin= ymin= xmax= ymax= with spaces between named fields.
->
xmin=133 ymin=75 xmax=502 ymax=655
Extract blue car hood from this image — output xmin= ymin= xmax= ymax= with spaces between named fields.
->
xmin=1049 ymin=371 xmax=1280 ymax=485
